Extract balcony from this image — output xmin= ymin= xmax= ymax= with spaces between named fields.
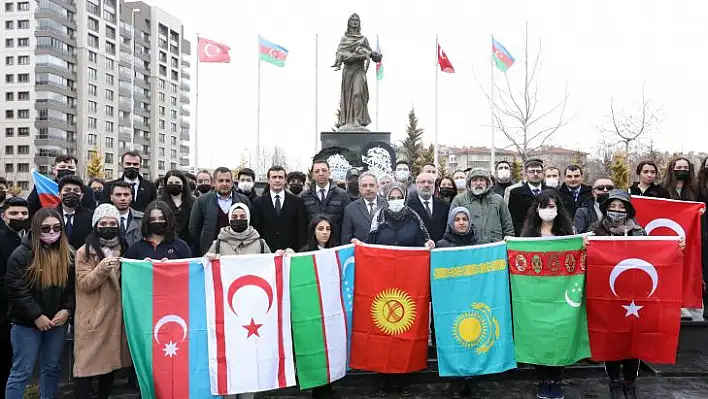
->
xmin=118 ymin=131 xmax=131 ymax=143
xmin=181 ymin=59 xmax=191 ymax=68
xmin=180 ymin=82 xmax=190 ymax=92
xmin=180 ymin=120 xmax=190 ymax=129
xmin=35 ymin=7 xmax=76 ymax=28
xmin=181 ymin=70 xmax=190 ymax=80
xmin=181 ymin=108 xmax=190 ymax=117
xmin=180 ymin=157 xmax=190 ymax=167
xmin=35 ymin=26 xmax=76 ymax=44
xmin=180 ymin=94 xmax=190 ymax=104
xmin=35 ymin=133 xmax=75 ymax=148
xmin=180 ymin=129 xmax=190 ymax=141
xmin=180 ymin=145 xmax=190 ymax=156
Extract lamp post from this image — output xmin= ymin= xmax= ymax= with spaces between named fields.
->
xmin=129 ymin=8 xmax=140 ymax=151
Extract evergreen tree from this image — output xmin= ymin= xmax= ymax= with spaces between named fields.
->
xmin=86 ymin=150 xmax=105 ymax=179
xmin=401 ymin=108 xmax=424 ymax=175
xmin=610 ymin=152 xmax=630 ymax=189
xmin=415 ymin=144 xmax=435 ymax=174
xmin=511 ymin=157 xmax=523 ymax=182
xmin=437 ymin=155 xmax=449 ymax=177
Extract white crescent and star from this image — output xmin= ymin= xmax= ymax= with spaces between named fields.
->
xmin=645 ymin=218 xmax=686 ymax=238
xmin=438 ymin=46 xmax=447 ymax=60
xmin=494 ymin=50 xmax=505 ymax=60
xmin=153 ymin=314 xmax=188 ymax=344
xmin=227 ymin=275 xmax=275 ymax=339
xmin=609 ymin=258 xmax=660 ymax=319
xmin=564 ymin=281 xmax=582 ymax=308
xmin=203 ymin=43 xmax=220 ymax=58
xmin=269 ymin=48 xmax=279 ymax=58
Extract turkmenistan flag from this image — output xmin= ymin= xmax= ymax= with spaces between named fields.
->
xmin=507 ymin=235 xmax=590 ymax=366
xmin=287 ymin=247 xmax=348 ymax=389
xmin=122 ymin=259 xmax=217 ymax=399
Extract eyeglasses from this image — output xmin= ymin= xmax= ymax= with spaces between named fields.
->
xmin=39 ymin=224 xmax=62 ymax=233
xmin=593 ymin=185 xmax=614 ymax=191
xmin=527 ymin=169 xmax=543 ymax=175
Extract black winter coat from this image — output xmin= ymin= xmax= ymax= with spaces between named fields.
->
xmin=301 ymin=182 xmax=351 ymax=231
xmin=436 ymin=230 xmax=477 ymax=248
xmin=628 ymin=182 xmax=670 ymax=199
xmin=557 ymin=184 xmax=593 ymax=220
xmin=5 ymin=235 xmax=75 ymax=328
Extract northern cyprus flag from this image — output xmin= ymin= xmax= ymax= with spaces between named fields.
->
xmin=204 ymin=255 xmax=295 ymax=395
xmin=287 ymin=247 xmax=349 ymax=389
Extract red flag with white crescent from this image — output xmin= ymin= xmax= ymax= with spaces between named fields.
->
xmin=631 ymin=196 xmax=705 ymax=308
xmin=198 ymin=37 xmax=231 ymax=63
xmin=586 ymin=237 xmax=682 ymax=364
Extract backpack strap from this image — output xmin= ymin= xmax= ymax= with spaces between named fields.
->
xmin=214 ymin=239 xmax=221 ymax=254
xmin=259 ymin=239 xmax=265 ymax=254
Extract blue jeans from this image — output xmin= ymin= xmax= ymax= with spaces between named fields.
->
xmin=5 ymin=324 xmax=67 ymax=399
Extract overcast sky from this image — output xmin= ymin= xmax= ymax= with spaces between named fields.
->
xmin=145 ymin=0 xmax=708 ymax=171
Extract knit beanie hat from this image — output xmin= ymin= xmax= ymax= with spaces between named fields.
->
xmin=92 ymin=203 xmax=121 ymax=227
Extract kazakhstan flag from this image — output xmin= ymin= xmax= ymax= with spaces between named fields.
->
xmin=431 ymin=242 xmax=516 ymax=377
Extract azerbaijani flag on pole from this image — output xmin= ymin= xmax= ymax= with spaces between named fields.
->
xmin=375 ymin=35 xmax=383 ymax=81
xmin=31 ymin=171 xmax=60 ymax=208
xmin=122 ymin=259 xmax=217 ymax=399
xmin=287 ymin=247 xmax=349 ymax=389
xmin=507 ymin=235 xmax=591 ymax=366
xmin=259 ymin=36 xmax=288 ymax=67
xmin=492 ymin=37 xmax=515 ymax=72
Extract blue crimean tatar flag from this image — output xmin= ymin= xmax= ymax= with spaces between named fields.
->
xmin=430 ymin=242 xmax=516 ymax=377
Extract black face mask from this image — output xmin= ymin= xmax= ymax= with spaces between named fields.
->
xmin=165 ymin=184 xmax=182 ymax=196
xmin=62 ymin=193 xmax=81 ymax=208
xmin=7 ymin=218 xmax=29 ymax=232
xmin=123 ymin=167 xmax=140 ymax=180
xmin=97 ymin=226 xmax=120 ymax=240
xmin=596 ymin=193 xmax=610 ymax=204
xmin=149 ymin=222 xmax=167 ymax=236
xmin=230 ymin=219 xmax=248 ymax=233
xmin=440 ymin=188 xmax=456 ymax=198
xmin=93 ymin=190 xmax=103 ymax=201
xmin=289 ymin=183 xmax=303 ymax=195
xmin=347 ymin=184 xmax=359 ymax=196
xmin=56 ymin=169 xmax=75 ymax=181
xmin=197 ymin=184 xmax=212 ymax=194
xmin=674 ymin=170 xmax=690 ymax=181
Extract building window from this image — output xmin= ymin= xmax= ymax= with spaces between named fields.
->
xmin=159 ymin=52 xmax=166 ymax=63
xmin=171 ymin=57 xmax=178 ymax=68
xmin=17 ymin=163 xmax=29 ymax=173
xmin=18 ymin=127 xmax=28 ymax=136
xmin=88 ymin=100 xmax=97 ymax=112
xmin=5 ymin=21 xmax=13 ymax=29
xmin=88 ymin=34 xmax=99 ymax=49
xmin=106 ymin=26 xmax=115 ymax=40
xmin=158 ymin=79 xmax=165 ymax=89
xmin=17 ymin=109 xmax=29 ymax=119
xmin=17 ymin=145 xmax=29 ymax=155
xmin=170 ymin=96 xmax=177 ymax=106
xmin=171 ymin=70 xmax=178 ymax=81
xmin=159 ymin=119 xmax=165 ymax=129
xmin=170 ymin=110 xmax=177 ymax=119
xmin=171 ymin=83 xmax=177 ymax=93
xmin=5 ymin=128 xmax=13 ymax=137
xmin=87 ymin=134 xmax=97 ymax=145
xmin=88 ymin=84 xmax=97 ymax=96
xmin=159 ymin=147 xmax=165 ymax=156
xmin=159 ymin=65 xmax=166 ymax=77
xmin=170 ymin=136 xmax=177 ymax=146
xmin=5 ymin=74 xmax=13 ymax=83
xmin=104 ymin=152 xmax=114 ymax=164
xmin=88 ymin=17 xmax=99 ymax=32
xmin=105 ymin=89 xmax=114 ymax=101
xmin=5 ymin=56 xmax=12 ymax=65
xmin=105 ymin=121 xmax=114 ymax=132
xmin=105 ymin=73 xmax=114 ymax=85
xmin=88 ymin=117 xmax=97 ymax=129
xmin=5 ymin=92 xmax=13 ymax=101
xmin=88 ymin=51 xmax=97 ymax=63
xmin=88 ymin=67 xmax=97 ymax=80
xmin=17 ymin=2 xmax=29 ymax=11
xmin=4 ymin=164 xmax=13 ymax=173
xmin=105 ymin=41 xmax=115 ymax=55
xmin=170 ymin=149 xmax=177 ymax=158
xmin=17 ymin=38 xmax=29 ymax=47
xmin=105 ymin=58 xmax=114 ymax=70
xmin=17 ymin=55 xmax=29 ymax=65
xmin=105 ymin=105 xmax=113 ymax=116
xmin=17 ymin=91 xmax=28 ymax=100
xmin=4 ymin=146 xmax=13 ymax=155
xmin=170 ymin=122 xmax=177 ymax=133
xmin=5 ymin=39 xmax=13 ymax=48
xmin=17 ymin=74 xmax=29 ymax=83
xmin=5 ymin=110 xmax=13 ymax=119
xmin=4 ymin=3 xmax=13 ymax=12
xmin=159 ymin=93 xmax=165 ymax=102
xmin=18 ymin=20 xmax=29 ymax=29
xmin=159 ymin=106 xmax=165 ymax=116
xmin=159 ymin=133 xmax=165 ymax=143
xmin=158 ymin=160 xmax=165 ymax=170
xmin=105 ymin=136 xmax=114 ymax=148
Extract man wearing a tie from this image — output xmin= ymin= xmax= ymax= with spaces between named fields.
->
xmin=100 ymin=151 xmax=157 ymax=212
xmin=508 ymin=159 xmax=547 ymax=236
xmin=57 ymin=176 xmax=94 ymax=250
xmin=341 ymin=172 xmax=388 ymax=244
xmin=557 ymin=165 xmax=594 ymax=220
xmin=108 ymin=181 xmax=144 ymax=246
xmin=406 ymin=173 xmax=450 ymax=243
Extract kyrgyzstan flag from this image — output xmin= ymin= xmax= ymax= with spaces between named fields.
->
xmin=632 ymin=196 xmax=705 ymax=308
xmin=586 ymin=237 xmax=683 ymax=364
xmin=204 ymin=255 xmax=296 ymax=395
xmin=350 ymin=244 xmax=430 ymax=373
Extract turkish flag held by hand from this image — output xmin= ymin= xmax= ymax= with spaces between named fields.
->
xmin=350 ymin=244 xmax=430 ymax=373
xmin=198 ymin=37 xmax=231 ymax=63
xmin=437 ymin=44 xmax=455 ymax=73
xmin=586 ymin=237 xmax=682 ymax=364
xmin=632 ymin=196 xmax=706 ymax=308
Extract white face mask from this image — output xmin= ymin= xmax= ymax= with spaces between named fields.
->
xmin=388 ymin=199 xmax=405 ymax=212
xmin=545 ymin=178 xmax=559 ymax=188
xmin=497 ymin=169 xmax=511 ymax=180
xmin=395 ymin=170 xmax=409 ymax=182
xmin=538 ymin=208 xmax=558 ymax=222
xmin=238 ymin=181 xmax=254 ymax=193
xmin=455 ymin=179 xmax=466 ymax=190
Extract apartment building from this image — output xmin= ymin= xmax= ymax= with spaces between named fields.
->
xmin=0 ymin=0 xmax=191 ymax=190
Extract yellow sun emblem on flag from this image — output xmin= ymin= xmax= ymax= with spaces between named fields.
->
xmin=453 ymin=302 xmax=500 ymax=355
xmin=371 ymin=288 xmax=416 ymax=336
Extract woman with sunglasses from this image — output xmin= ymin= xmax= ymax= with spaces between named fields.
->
xmin=573 ymin=178 xmax=615 ymax=234
xmin=72 ymin=204 xmax=131 ymax=399
xmin=5 ymin=208 xmax=75 ymax=399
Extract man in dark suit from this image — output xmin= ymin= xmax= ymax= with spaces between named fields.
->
xmin=508 ymin=159 xmax=547 ymax=236
xmin=557 ymin=165 xmax=593 ymax=220
xmin=57 ymin=175 xmax=93 ymax=250
xmin=27 ymin=155 xmax=95 ymax=216
xmin=407 ymin=172 xmax=450 ymax=243
xmin=251 ymin=166 xmax=308 ymax=251
xmin=101 ymin=151 xmax=157 ymax=212
xmin=341 ymin=171 xmax=387 ymax=244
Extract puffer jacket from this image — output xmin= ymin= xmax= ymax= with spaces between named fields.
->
xmin=450 ymin=177 xmax=514 ymax=244
xmin=5 ymin=235 xmax=75 ymax=328
xmin=301 ymin=180 xmax=351 ymax=229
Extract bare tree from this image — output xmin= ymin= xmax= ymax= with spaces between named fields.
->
xmin=477 ymin=24 xmax=570 ymax=161
xmin=600 ymin=87 xmax=660 ymax=157
xmin=272 ymin=145 xmax=289 ymax=170
xmin=257 ymin=147 xmax=273 ymax=180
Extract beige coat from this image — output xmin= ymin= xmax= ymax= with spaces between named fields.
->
xmin=73 ymin=245 xmax=132 ymax=377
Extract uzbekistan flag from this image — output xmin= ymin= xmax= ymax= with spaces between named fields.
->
xmin=259 ymin=37 xmax=288 ymax=67
xmin=287 ymin=246 xmax=349 ymax=389
xmin=492 ymin=38 xmax=515 ymax=72
xmin=122 ymin=259 xmax=217 ymax=399
xmin=31 ymin=171 xmax=60 ymax=208
xmin=375 ymin=36 xmax=383 ymax=81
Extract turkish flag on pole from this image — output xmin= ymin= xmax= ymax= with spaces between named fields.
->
xmin=586 ymin=237 xmax=683 ymax=364
xmin=350 ymin=244 xmax=430 ymax=373
xmin=198 ymin=37 xmax=231 ymax=63
xmin=437 ymin=43 xmax=455 ymax=73
xmin=632 ymin=196 xmax=706 ymax=308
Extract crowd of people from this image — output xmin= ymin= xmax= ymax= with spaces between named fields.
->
xmin=0 ymin=149 xmax=706 ymax=399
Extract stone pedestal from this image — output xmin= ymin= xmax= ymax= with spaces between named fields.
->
xmin=320 ymin=131 xmax=391 ymax=155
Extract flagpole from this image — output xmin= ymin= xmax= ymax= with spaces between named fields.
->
xmin=194 ymin=34 xmax=200 ymax=170
xmin=375 ymin=33 xmax=380 ymax=131
xmin=434 ymin=34 xmax=439 ymax=171
xmin=256 ymin=35 xmax=261 ymax=179
xmin=314 ymin=33 xmax=319 ymax=154
xmin=490 ymin=34 xmax=495 ymax=172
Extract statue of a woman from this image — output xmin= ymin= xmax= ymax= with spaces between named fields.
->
xmin=332 ymin=13 xmax=382 ymax=131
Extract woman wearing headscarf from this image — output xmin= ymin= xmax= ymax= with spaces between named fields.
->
xmin=72 ymin=204 xmax=132 ymax=399
xmin=436 ymin=207 xmax=477 ymax=248
xmin=206 ymin=203 xmax=270 ymax=257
